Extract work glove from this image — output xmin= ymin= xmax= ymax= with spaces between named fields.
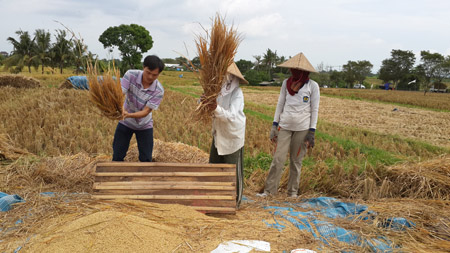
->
xmin=305 ymin=130 xmax=315 ymax=148
xmin=269 ymin=124 xmax=278 ymax=142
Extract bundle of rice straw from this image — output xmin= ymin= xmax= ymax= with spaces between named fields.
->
xmin=194 ymin=13 xmax=242 ymax=121
xmin=0 ymin=75 xmax=41 ymax=88
xmin=87 ymin=62 xmax=124 ymax=120
xmin=0 ymin=134 xmax=31 ymax=161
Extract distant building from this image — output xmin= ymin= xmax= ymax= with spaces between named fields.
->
xmin=0 ymin=51 xmax=8 ymax=57
xmin=165 ymin=63 xmax=184 ymax=71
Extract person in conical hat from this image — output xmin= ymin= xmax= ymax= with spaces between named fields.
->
xmin=207 ymin=61 xmax=247 ymax=207
xmin=257 ymin=52 xmax=320 ymax=198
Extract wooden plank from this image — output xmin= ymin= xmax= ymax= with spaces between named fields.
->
xmin=94 ymin=184 xmax=235 ymax=190
xmin=94 ymin=189 xmax=234 ymax=196
xmin=95 ymin=176 xmax=236 ymax=183
xmin=94 ymin=181 xmax=234 ymax=186
xmin=92 ymin=195 xmax=234 ymax=200
xmin=96 ymin=166 xmax=235 ymax=173
xmin=191 ymin=206 xmax=236 ymax=212
xmin=94 ymin=172 xmax=235 ymax=177
xmin=97 ymin=162 xmax=235 ymax=168
xmin=135 ymin=199 xmax=236 ymax=207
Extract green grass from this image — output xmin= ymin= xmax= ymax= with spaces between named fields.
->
xmin=243 ymin=109 xmax=273 ymax=122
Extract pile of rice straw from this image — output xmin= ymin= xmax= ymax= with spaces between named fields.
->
xmin=58 ymin=79 xmax=72 ymax=89
xmin=383 ymin=155 xmax=450 ymax=199
xmin=3 ymin=139 xmax=208 ymax=195
xmin=4 ymin=152 xmax=97 ymax=194
xmin=0 ymin=134 xmax=30 ymax=161
xmin=87 ymin=62 xmax=123 ymax=120
xmin=125 ymin=139 xmax=209 ymax=163
xmin=0 ymin=74 xmax=41 ymax=88
xmin=194 ymin=13 xmax=241 ymax=121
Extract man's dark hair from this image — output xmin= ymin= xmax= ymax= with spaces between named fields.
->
xmin=143 ymin=55 xmax=165 ymax=72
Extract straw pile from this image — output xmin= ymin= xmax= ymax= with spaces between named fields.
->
xmin=0 ymin=74 xmax=40 ymax=88
xmin=382 ymin=155 xmax=450 ymax=199
xmin=58 ymin=79 xmax=73 ymax=89
xmin=194 ymin=13 xmax=241 ymax=121
xmin=0 ymin=134 xmax=30 ymax=161
xmin=4 ymin=152 xmax=98 ymax=194
xmin=87 ymin=62 xmax=123 ymax=120
xmin=3 ymin=139 xmax=208 ymax=195
xmin=125 ymin=139 xmax=209 ymax=163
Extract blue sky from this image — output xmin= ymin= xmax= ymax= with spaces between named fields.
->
xmin=1 ymin=0 xmax=449 ymax=72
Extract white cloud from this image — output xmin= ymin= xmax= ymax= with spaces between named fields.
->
xmin=240 ymin=13 xmax=285 ymax=38
xmin=1 ymin=0 xmax=450 ymax=72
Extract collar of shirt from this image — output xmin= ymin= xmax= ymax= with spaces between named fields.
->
xmin=137 ymin=71 xmax=157 ymax=91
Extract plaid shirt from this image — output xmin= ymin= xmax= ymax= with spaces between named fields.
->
xmin=119 ymin=70 xmax=164 ymax=130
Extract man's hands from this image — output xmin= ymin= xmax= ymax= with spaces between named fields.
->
xmin=269 ymin=125 xmax=278 ymax=143
xmin=305 ymin=130 xmax=315 ymax=148
xmin=122 ymin=109 xmax=129 ymax=120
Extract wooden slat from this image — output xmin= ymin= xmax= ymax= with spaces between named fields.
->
xmin=96 ymin=166 xmax=235 ymax=173
xmin=97 ymin=162 xmax=235 ymax=168
xmin=191 ymin=206 xmax=236 ymax=212
xmin=94 ymin=172 xmax=235 ymax=177
xmin=95 ymin=176 xmax=236 ymax=183
xmin=93 ymin=195 xmax=234 ymax=200
xmin=94 ymin=184 xmax=235 ymax=190
xmin=135 ymin=199 xmax=236 ymax=207
xmin=94 ymin=189 xmax=234 ymax=196
xmin=94 ymin=181 xmax=234 ymax=186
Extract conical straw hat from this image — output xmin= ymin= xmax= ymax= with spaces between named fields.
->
xmin=227 ymin=62 xmax=249 ymax=84
xmin=278 ymin=52 xmax=317 ymax=73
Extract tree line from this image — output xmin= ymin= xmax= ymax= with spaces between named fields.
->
xmin=166 ymin=48 xmax=450 ymax=91
xmin=1 ymin=25 xmax=449 ymax=91
xmin=0 ymin=24 xmax=153 ymax=75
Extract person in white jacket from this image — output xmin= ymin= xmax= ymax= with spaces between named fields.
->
xmin=208 ymin=62 xmax=247 ymax=207
xmin=257 ymin=53 xmax=320 ymax=198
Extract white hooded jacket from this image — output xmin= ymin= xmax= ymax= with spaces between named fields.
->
xmin=212 ymin=75 xmax=246 ymax=155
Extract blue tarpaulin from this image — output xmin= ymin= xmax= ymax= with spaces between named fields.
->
xmin=263 ymin=197 xmax=415 ymax=252
xmin=0 ymin=192 xmax=24 ymax=212
xmin=67 ymin=76 xmax=121 ymax=90
xmin=68 ymin=76 xmax=89 ymax=90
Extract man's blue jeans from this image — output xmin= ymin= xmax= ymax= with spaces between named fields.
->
xmin=112 ymin=123 xmax=153 ymax=162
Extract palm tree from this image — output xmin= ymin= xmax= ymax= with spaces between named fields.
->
xmin=51 ymin=29 xmax=73 ymax=74
xmin=72 ymin=39 xmax=88 ymax=74
xmin=262 ymin=48 xmax=277 ymax=79
xmin=34 ymin=29 xmax=51 ymax=74
xmin=253 ymin=55 xmax=262 ymax=71
xmin=5 ymin=30 xmax=37 ymax=73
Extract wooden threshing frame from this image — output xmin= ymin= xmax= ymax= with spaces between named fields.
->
xmin=93 ymin=162 xmax=236 ymax=214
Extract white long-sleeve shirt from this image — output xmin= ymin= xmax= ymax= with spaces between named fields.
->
xmin=273 ymin=79 xmax=320 ymax=131
xmin=211 ymin=78 xmax=246 ymax=155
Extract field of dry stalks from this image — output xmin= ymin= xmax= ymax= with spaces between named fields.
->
xmin=0 ymin=71 xmax=449 ymax=252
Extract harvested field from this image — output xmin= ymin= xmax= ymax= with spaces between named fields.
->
xmin=321 ymin=88 xmax=450 ymax=111
xmin=2 ymin=140 xmax=450 ymax=252
xmin=2 ymin=192 xmax=449 ymax=252
xmin=1 ymin=72 xmax=450 ymax=252
xmin=244 ymin=93 xmax=450 ymax=148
